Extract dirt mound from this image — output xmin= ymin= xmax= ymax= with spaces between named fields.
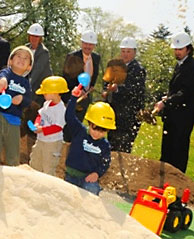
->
xmin=100 ymin=152 xmax=194 ymax=205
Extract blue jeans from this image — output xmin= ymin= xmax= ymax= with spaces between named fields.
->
xmin=65 ymin=173 xmax=101 ymax=195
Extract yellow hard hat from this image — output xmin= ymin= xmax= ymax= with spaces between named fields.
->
xmin=85 ymin=102 xmax=116 ymax=130
xmin=36 ymin=76 xmax=69 ymax=94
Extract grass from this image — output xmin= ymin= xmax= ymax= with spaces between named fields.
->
xmin=115 ymin=201 xmax=194 ymax=239
xmin=131 ymin=117 xmax=194 ymax=181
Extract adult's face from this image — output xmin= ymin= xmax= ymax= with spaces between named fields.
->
xmin=28 ymin=35 xmax=42 ymax=50
xmin=81 ymin=41 xmax=95 ymax=56
xmin=120 ymin=48 xmax=136 ymax=64
xmin=174 ymin=47 xmax=190 ymax=60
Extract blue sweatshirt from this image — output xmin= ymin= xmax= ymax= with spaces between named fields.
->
xmin=0 ymin=67 xmax=32 ymax=118
xmin=65 ymin=96 xmax=111 ymax=177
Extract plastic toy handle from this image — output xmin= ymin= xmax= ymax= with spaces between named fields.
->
xmin=77 ymin=84 xmax=83 ymax=90
xmin=73 ymin=84 xmax=83 ymax=97
xmin=0 ymin=87 xmax=7 ymax=95
xmin=181 ymin=188 xmax=190 ymax=203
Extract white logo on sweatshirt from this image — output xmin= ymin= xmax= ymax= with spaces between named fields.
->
xmin=83 ymin=139 xmax=101 ymax=154
xmin=9 ymin=80 xmax=26 ymax=94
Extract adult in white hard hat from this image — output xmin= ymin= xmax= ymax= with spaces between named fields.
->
xmin=25 ymin=23 xmax=53 ymax=161
xmin=62 ymin=29 xmax=100 ymax=157
xmin=154 ymin=31 xmax=194 ymax=173
xmin=62 ymin=29 xmax=100 ymax=138
xmin=106 ymin=36 xmax=146 ymax=153
xmin=26 ymin=23 xmax=53 ymax=106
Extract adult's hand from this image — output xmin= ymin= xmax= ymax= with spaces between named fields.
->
xmin=154 ymin=100 xmax=165 ymax=112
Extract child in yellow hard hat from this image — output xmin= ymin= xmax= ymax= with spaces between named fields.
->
xmin=64 ymin=85 xmax=116 ymax=195
xmin=29 ymin=76 xmax=69 ymax=176
xmin=0 ymin=45 xmax=34 ymax=166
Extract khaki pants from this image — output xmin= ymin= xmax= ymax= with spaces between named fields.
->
xmin=0 ymin=114 xmax=20 ymax=166
xmin=56 ymin=142 xmax=71 ymax=179
xmin=29 ymin=140 xmax=63 ymax=176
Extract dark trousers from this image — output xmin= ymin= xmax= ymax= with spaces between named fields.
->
xmin=160 ymin=109 xmax=194 ymax=173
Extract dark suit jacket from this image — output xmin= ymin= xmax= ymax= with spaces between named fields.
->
xmin=163 ymin=55 xmax=194 ymax=118
xmin=26 ymin=42 xmax=53 ymax=105
xmin=0 ymin=37 xmax=10 ymax=70
xmin=111 ymin=59 xmax=146 ymax=127
xmin=62 ymin=49 xmax=101 ymax=103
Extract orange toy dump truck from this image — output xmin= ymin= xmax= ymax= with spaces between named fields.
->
xmin=129 ymin=184 xmax=193 ymax=236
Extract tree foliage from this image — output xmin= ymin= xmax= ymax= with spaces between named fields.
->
xmin=0 ymin=0 xmax=79 ymax=74
xmin=139 ymin=38 xmax=176 ymax=106
xmin=0 ymin=4 xmax=183 ymax=104
xmin=150 ymin=24 xmax=172 ymax=40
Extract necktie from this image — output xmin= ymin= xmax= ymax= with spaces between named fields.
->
xmin=84 ymin=55 xmax=93 ymax=90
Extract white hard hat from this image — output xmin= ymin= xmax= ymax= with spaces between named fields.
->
xmin=81 ymin=30 xmax=97 ymax=44
xmin=120 ymin=37 xmax=137 ymax=49
xmin=171 ymin=32 xmax=192 ymax=49
xmin=27 ymin=23 xmax=44 ymax=36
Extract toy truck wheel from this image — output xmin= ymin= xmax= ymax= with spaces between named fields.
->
xmin=164 ymin=210 xmax=182 ymax=233
xmin=181 ymin=208 xmax=193 ymax=230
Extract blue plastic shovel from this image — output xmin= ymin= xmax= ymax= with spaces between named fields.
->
xmin=27 ymin=120 xmax=37 ymax=131
xmin=77 ymin=72 xmax=90 ymax=88
xmin=74 ymin=72 xmax=90 ymax=96
xmin=0 ymin=89 xmax=12 ymax=109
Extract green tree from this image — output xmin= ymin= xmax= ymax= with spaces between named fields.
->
xmin=139 ymin=38 xmax=176 ymax=107
xmin=150 ymin=24 xmax=172 ymax=40
xmin=0 ymin=0 xmax=79 ymax=74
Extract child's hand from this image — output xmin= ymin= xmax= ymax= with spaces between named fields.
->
xmin=72 ymin=86 xmax=82 ymax=97
xmin=12 ymin=95 xmax=23 ymax=105
xmin=34 ymin=125 xmax=43 ymax=134
xmin=0 ymin=77 xmax=8 ymax=92
xmin=85 ymin=172 xmax=99 ymax=183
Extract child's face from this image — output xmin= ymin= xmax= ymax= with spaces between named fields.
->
xmin=89 ymin=123 xmax=108 ymax=140
xmin=43 ymin=93 xmax=59 ymax=101
xmin=9 ymin=50 xmax=32 ymax=75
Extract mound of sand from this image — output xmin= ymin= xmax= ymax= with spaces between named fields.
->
xmin=0 ymin=165 xmax=160 ymax=239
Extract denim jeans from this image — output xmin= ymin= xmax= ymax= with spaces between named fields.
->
xmin=65 ymin=173 xmax=101 ymax=195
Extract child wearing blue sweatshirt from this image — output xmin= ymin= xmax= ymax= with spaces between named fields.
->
xmin=65 ymin=86 xmax=116 ymax=195
xmin=0 ymin=45 xmax=34 ymax=166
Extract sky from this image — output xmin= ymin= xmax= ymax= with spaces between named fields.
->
xmin=77 ymin=0 xmax=194 ymax=37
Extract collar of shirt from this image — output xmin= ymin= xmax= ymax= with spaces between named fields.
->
xmin=177 ymin=55 xmax=188 ymax=66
